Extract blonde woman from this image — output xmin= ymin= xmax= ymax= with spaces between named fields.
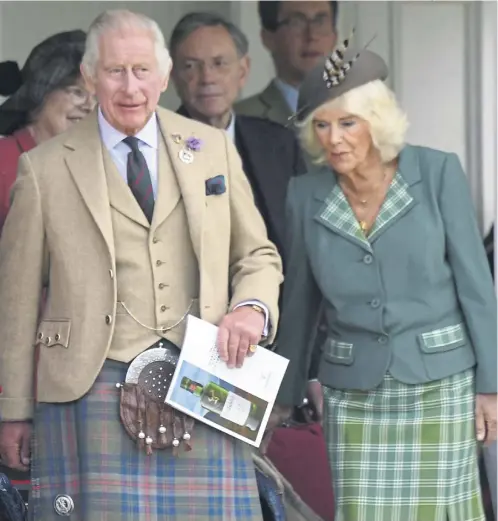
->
xmin=273 ymin=48 xmax=497 ymax=521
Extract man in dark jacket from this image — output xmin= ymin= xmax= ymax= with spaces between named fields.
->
xmin=170 ymin=12 xmax=306 ymax=267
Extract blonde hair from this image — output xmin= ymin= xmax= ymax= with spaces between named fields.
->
xmin=298 ymin=80 xmax=408 ymax=164
xmin=82 ymin=10 xmax=172 ymax=79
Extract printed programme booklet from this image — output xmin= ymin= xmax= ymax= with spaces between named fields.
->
xmin=165 ymin=315 xmax=289 ymax=447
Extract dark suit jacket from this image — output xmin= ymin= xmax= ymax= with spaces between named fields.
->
xmin=176 ymin=106 xmax=306 ymax=267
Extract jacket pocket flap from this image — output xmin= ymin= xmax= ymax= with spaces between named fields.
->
xmin=323 ymin=338 xmax=354 ymax=365
xmin=418 ymin=323 xmax=466 ymax=353
xmin=36 ymin=319 xmax=71 ymax=348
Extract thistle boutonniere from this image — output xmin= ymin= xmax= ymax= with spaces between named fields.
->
xmin=172 ymin=133 xmax=203 ymax=164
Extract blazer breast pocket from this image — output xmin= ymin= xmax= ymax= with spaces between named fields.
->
xmin=36 ymin=319 xmax=71 ymax=348
xmin=417 ymin=323 xmax=466 ymax=353
xmin=323 ymin=337 xmax=354 ymax=365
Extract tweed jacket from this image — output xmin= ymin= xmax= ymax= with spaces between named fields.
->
xmin=0 ymin=107 xmax=283 ymax=421
xmin=235 ymin=80 xmax=293 ymax=128
xmin=276 ymin=144 xmax=497 ymax=406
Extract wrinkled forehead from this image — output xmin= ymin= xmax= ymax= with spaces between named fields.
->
xmin=97 ymin=28 xmax=159 ymax=70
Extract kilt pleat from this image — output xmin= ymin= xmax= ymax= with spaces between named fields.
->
xmin=323 ymin=369 xmax=485 ymax=521
xmin=29 ymin=360 xmax=263 ymax=521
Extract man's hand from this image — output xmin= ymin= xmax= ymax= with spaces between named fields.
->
xmin=217 ymin=306 xmax=265 ymax=369
xmin=0 ymin=421 xmax=32 ymax=471
xmin=476 ymin=393 xmax=497 ymax=446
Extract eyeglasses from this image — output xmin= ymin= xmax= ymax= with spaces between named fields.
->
xmin=63 ymin=85 xmax=95 ymax=106
xmin=177 ymin=57 xmax=237 ymax=79
xmin=276 ymin=13 xmax=334 ymax=36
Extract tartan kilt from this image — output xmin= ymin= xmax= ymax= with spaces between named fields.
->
xmin=29 ymin=359 xmax=263 ymax=521
xmin=323 ymin=369 xmax=485 ymax=521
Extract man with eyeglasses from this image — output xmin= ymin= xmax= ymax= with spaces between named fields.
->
xmin=236 ymin=1 xmax=338 ymax=127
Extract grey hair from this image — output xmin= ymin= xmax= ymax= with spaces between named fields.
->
xmin=82 ymin=10 xmax=172 ymax=79
xmin=169 ymin=12 xmax=249 ymax=59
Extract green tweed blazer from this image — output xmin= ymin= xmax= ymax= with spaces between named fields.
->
xmin=276 ymin=144 xmax=497 ymax=406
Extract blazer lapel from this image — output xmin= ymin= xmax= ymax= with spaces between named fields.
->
xmin=150 ymin=129 xmax=181 ymax=230
xmin=64 ymin=113 xmax=115 ymax=260
xmin=156 ymin=109 xmax=205 ymax=263
xmin=368 ymin=146 xmax=421 ymax=243
xmin=259 ymin=81 xmax=293 ymax=125
xmin=314 ymin=177 xmax=373 ymax=253
xmin=102 ymin=146 xmax=149 ymax=228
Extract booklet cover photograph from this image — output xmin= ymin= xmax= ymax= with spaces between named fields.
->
xmin=170 ymin=360 xmax=269 ymax=442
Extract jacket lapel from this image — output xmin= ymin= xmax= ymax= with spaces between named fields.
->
xmin=102 ymin=146 xmax=150 ymax=228
xmin=156 ymin=109 xmax=205 ymax=263
xmin=313 ymin=145 xmax=421 ymax=250
xmin=150 ymin=128 xmax=181 ymax=231
xmin=259 ymin=81 xmax=293 ymax=126
xmin=368 ymin=145 xmax=421 ymax=243
xmin=64 ymin=113 xmax=115 ymax=261
xmin=314 ymin=174 xmax=373 ymax=252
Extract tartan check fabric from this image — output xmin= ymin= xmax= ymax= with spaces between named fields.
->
xmin=421 ymin=323 xmax=465 ymax=349
xmin=323 ymin=369 xmax=485 ymax=521
xmin=319 ymin=172 xmax=414 ymax=247
xmin=29 ymin=360 xmax=263 ymax=521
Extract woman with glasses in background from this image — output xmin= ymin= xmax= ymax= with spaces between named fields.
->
xmin=0 ymin=30 xmax=95 ymax=231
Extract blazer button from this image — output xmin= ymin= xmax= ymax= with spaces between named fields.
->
xmin=152 ymin=237 xmax=159 ymax=244
xmin=363 ymin=254 xmax=373 ymax=264
xmin=105 ymin=315 xmax=112 ymax=325
xmin=156 ymin=260 xmax=163 ymax=267
xmin=377 ymin=335 xmax=388 ymax=344
xmin=371 ymin=299 xmax=381 ymax=309
xmin=160 ymin=305 xmax=168 ymax=312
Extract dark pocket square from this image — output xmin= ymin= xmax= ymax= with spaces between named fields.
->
xmin=205 ymin=175 xmax=226 ymax=196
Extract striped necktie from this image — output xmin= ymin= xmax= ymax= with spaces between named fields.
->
xmin=123 ymin=136 xmax=154 ymax=223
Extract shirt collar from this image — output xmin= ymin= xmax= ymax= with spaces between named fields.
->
xmin=274 ymin=78 xmax=300 ymax=112
xmin=97 ymin=106 xmax=158 ymax=150
xmin=225 ymin=112 xmax=236 ymax=142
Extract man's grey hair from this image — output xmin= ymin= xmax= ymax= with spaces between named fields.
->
xmin=82 ymin=10 xmax=172 ymax=79
xmin=169 ymin=12 xmax=249 ymax=59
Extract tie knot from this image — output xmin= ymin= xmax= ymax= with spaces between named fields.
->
xmin=123 ymin=136 xmax=140 ymax=152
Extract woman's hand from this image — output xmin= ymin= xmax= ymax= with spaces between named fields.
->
xmin=475 ymin=394 xmax=497 ymax=445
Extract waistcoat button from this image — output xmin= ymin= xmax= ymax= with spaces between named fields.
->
xmin=156 ymin=260 xmax=163 ymax=267
xmin=377 ymin=335 xmax=388 ymax=344
xmin=371 ymin=299 xmax=381 ymax=308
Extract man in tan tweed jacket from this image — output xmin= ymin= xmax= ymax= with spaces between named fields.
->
xmin=0 ymin=9 xmax=282 ymax=521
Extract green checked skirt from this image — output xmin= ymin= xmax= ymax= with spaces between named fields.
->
xmin=323 ymin=369 xmax=485 ymax=521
